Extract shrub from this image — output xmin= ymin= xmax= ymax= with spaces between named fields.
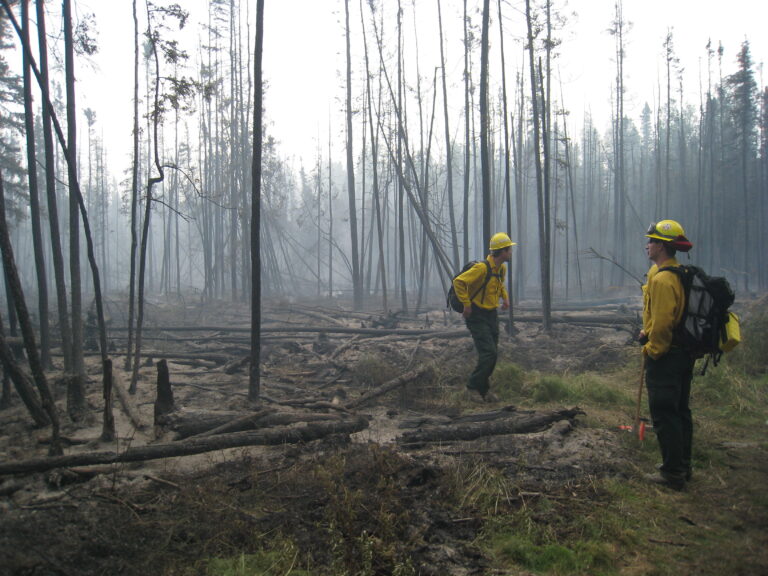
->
xmin=351 ymin=354 xmax=396 ymax=388
xmin=532 ymin=375 xmax=572 ymax=403
xmin=492 ymin=362 xmax=527 ymax=398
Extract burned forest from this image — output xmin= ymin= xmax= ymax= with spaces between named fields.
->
xmin=1 ymin=1 xmax=767 ymax=575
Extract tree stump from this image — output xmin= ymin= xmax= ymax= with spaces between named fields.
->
xmin=154 ymin=359 xmax=175 ymax=427
xmin=100 ymin=358 xmax=115 ymax=441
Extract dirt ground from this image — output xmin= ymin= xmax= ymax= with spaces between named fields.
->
xmin=0 ymin=297 xmax=765 ymax=575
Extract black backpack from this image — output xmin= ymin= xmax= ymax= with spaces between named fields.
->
xmin=447 ymin=261 xmax=502 ymax=313
xmin=659 ymin=265 xmax=735 ymax=369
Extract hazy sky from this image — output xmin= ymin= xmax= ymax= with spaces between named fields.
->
xmin=71 ymin=0 xmax=766 ymax=175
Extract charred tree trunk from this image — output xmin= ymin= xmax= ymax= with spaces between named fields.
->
xmin=525 ymin=0 xmax=551 ymax=332
xmin=249 ymin=0 xmax=264 ymax=402
xmin=0 ymin=312 xmax=48 ymax=426
xmin=101 ymin=358 xmax=115 ymax=442
xmin=462 ymin=0 xmax=471 ymax=262
xmin=21 ymin=0 xmax=50 ymax=369
xmin=344 ymin=0 xmax=362 ymax=310
xmin=1 ymin=0 xmax=109 ymax=377
xmin=153 ymin=359 xmax=175 ymax=426
xmin=360 ymin=3 xmax=387 ymax=311
xmin=125 ymin=0 xmax=141 ymax=373
xmin=479 ymin=0 xmax=491 ymax=246
xmin=437 ymin=0 xmax=459 ymax=270
xmin=130 ymin=2 xmax=168 ymax=393
xmin=0 ymin=416 xmax=370 ymax=476
xmin=0 ymin=174 xmax=61 ymax=453
xmin=25 ymin=60 xmax=58 ymax=309
xmin=498 ymin=0 xmax=515 ymax=332
xmin=64 ymin=0 xmax=86 ymax=419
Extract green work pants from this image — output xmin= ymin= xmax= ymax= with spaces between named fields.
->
xmin=645 ymin=347 xmax=695 ymax=482
xmin=466 ymin=307 xmax=499 ymax=396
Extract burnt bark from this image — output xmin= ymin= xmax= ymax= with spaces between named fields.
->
xmin=153 ymin=359 xmax=175 ymax=426
xmin=101 ymin=359 xmax=115 ymax=442
xmin=346 ymin=364 xmax=434 ymax=409
xmin=21 ymin=0 xmax=50 ymax=369
xmin=250 ymin=0 xmax=265 ymax=402
xmin=36 ymin=0 xmax=72 ymax=373
xmin=0 ymin=416 xmax=370 ymax=476
xmin=398 ymin=407 xmax=583 ymax=446
xmin=0 ymin=175 xmax=61 ymax=453
xmin=0 ymin=317 xmax=48 ymax=426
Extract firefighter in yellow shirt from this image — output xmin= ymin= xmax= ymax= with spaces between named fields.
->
xmin=452 ymin=233 xmax=514 ymax=401
xmin=641 ymin=220 xmax=694 ymax=490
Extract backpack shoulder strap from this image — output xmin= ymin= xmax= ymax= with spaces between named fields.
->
xmin=657 ymin=264 xmax=691 ymax=286
xmin=469 ymin=261 xmax=493 ymax=301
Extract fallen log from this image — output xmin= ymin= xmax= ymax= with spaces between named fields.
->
xmin=111 ymin=369 xmax=145 ymax=431
xmin=345 ymin=364 xmax=435 ymax=409
xmin=108 ymin=325 xmax=470 ymax=338
xmin=159 ymin=408 xmax=350 ymax=440
xmin=156 ymin=409 xmax=250 ymax=439
xmin=184 ymin=408 xmax=277 ymax=439
xmin=105 ymin=351 xmax=230 ymax=365
xmin=0 ymin=415 xmax=370 ymax=476
xmin=397 ymin=407 xmax=584 ymax=446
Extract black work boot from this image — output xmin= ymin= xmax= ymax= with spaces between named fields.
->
xmin=644 ymin=471 xmax=686 ymax=491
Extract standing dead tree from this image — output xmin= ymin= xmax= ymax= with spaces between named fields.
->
xmin=129 ymin=3 xmax=192 ymax=394
xmin=35 ymin=0 xmax=72 ymax=375
xmin=249 ymin=0 xmax=265 ymax=402
xmin=0 ymin=173 xmax=61 ymax=454
xmin=1 ymin=0 xmax=109 ymax=412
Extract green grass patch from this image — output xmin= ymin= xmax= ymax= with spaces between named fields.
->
xmin=485 ymin=508 xmax=619 ymax=576
xmin=493 ymin=362 xmax=527 ymax=397
xmin=493 ymin=364 xmax=632 ymax=410
xmin=206 ymin=539 xmax=310 ymax=576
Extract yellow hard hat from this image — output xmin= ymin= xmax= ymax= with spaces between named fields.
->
xmin=489 ymin=232 xmax=516 ymax=251
xmin=645 ymin=220 xmax=693 ymax=251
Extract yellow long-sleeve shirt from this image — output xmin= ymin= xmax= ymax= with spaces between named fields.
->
xmin=641 ymin=263 xmax=659 ymax=335
xmin=452 ymin=256 xmax=508 ymax=310
xmin=642 ymin=258 xmax=685 ymax=359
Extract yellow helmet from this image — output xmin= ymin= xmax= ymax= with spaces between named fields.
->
xmin=645 ymin=220 xmax=693 ymax=251
xmin=489 ymin=232 xmax=516 ymax=251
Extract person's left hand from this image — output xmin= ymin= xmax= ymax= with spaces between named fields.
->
xmin=501 ymin=298 xmax=510 ymax=310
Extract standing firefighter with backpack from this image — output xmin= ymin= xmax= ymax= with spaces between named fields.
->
xmin=452 ymin=233 xmax=515 ymax=402
xmin=640 ymin=220 xmax=696 ymax=490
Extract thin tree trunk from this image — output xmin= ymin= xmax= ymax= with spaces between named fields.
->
xmin=0 ymin=174 xmax=61 ymax=454
xmin=514 ymin=68 xmax=526 ymax=301
xmin=360 ymin=1 xmax=387 ymax=310
xmin=130 ymin=4 xmax=166 ymax=393
xmin=462 ymin=0 xmax=471 ymax=263
xmin=101 ymin=358 xmax=115 ymax=441
xmin=525 ymin=0 xmax=551 ymax=331
xmin=479 ymin=0 xmax=491 ymax=246
xmin=0 ymin=311 xmax=48 ymax=426
xmin=396 ymin=0 xmax=407 ymax=312
xmin=249 ymin=0 xmax=264 ymax=402
xmin=36 ymin=0 xmax=72 ymax=373
xmin=437 ymin=0 xmax=459 ymax=270
xmin=3 ymin=0 xmax=109 ymax=383
xmin=327 ymin=126 xmax=334 ymax=296
xmin=344 ymin=0 xmax=362 ymax=310
xmin=64 ymin=0 xmax=86 ymax=418
xmin=498 ymin=0 xmax=515 ymax=332
xmin=21 ymin=0 xmax=50 ymax=369
xmin=126 ymin=0 xmax=140 ymax=372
